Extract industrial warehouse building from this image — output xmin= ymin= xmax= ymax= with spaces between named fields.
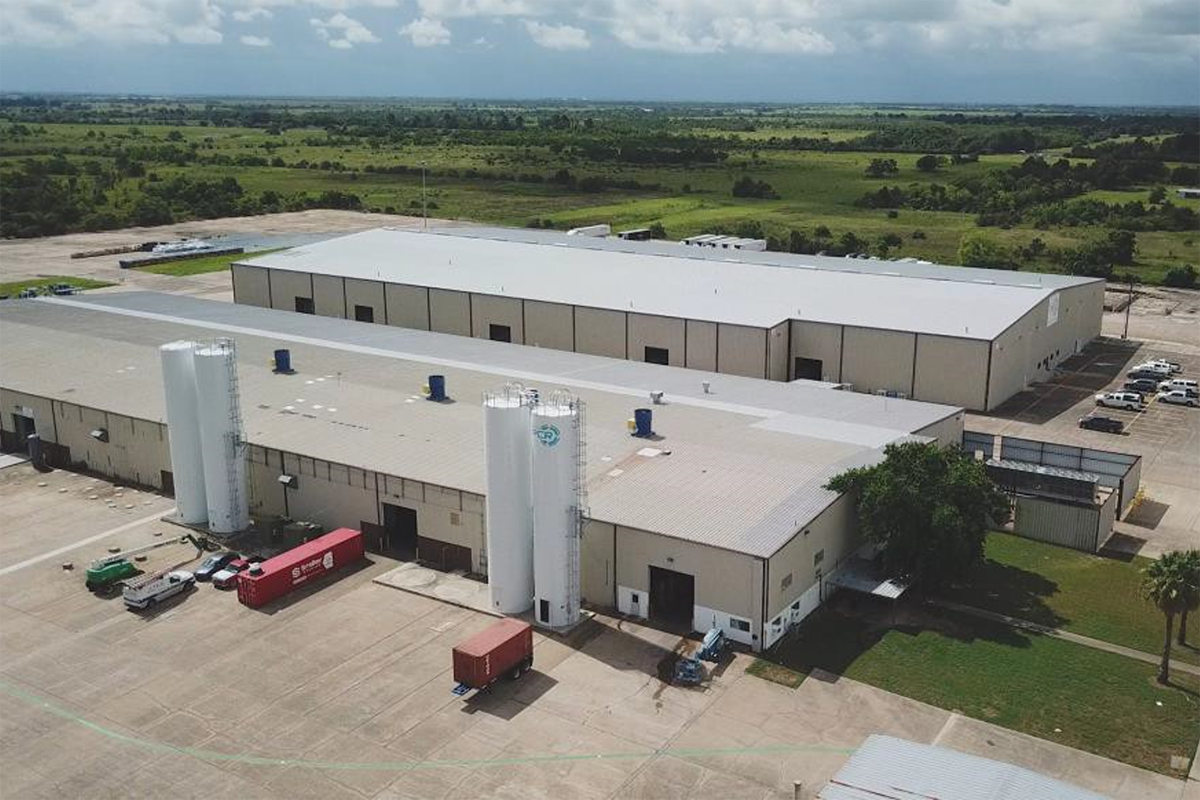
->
xmin=231 ymin=226 xmax=1105 ymax=411
xmin=1 ymin=293 xmax=962 ymax=650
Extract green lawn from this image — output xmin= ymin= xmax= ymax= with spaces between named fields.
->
xmin=136 ymin=247 xmax=285 ymax=276
xmin=0 ymin=276 xmax=112 ymax=297
xmin=941 ymin=532 xmax=1200 ymax=664
xmin=765 ymin=605 xmax=1200 ymax=777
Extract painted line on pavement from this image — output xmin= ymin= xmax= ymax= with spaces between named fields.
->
xmin=0 ymin=508 xmax=175 ymax=576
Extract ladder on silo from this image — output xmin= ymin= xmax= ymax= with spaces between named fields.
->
xmin=222 ymin=339 xmax=247 ymax=529
xmin=567 ymin=398 xmax=588 ymax=619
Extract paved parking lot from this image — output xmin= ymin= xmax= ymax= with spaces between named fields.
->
xmin=970 ymin=294 xmax=1200 ymax=558
xmin=0 ymin=462 xmax=1185 ymax=800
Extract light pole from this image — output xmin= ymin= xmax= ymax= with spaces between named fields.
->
xmin=420 ymin=160 xmax=427 ymax=230
xmin=1122 ymin=274 xmax=1135 ymax=340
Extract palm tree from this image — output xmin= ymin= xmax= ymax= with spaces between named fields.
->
xmin=1141 ymin=551 xmax=1199 ymax=683
xmin=1175 ymin=549 xmax=1200 ymax=647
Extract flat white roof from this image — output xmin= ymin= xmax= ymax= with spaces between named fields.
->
xmin=1 ymin=293 xmax=960 ymax=558
xmin=239 ymin=226 xmax=1099 ymax=341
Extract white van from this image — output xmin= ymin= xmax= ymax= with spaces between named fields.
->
xmin=1158 ymin=378 xmax=1198 ymax=395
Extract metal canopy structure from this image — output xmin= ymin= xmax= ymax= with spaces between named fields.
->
xmin=826 ymin=557 xmax=907 ymax=601
xmin=819 ymin=735 xmax=1107 ymax=800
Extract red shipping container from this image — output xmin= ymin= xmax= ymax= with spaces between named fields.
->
xmin=453 ymin=619 xmax=534 ymax=689
xmin=237 ymin=528 xmax=364 ymax=609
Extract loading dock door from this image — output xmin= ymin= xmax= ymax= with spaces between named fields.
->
xmin=649 ymin=566 xmax=694 ymax=626
xmin=382 ymin=503 xmax=418 ymax=560
xmin=794 ymin=357 xmax=823 ymax=381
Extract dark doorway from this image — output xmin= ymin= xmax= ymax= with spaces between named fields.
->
xmin=12 ymin=413 xmax=36 ymax=442
xmin=295 ymin=296 xmax=315 ymax=314
xmin=160 ymin=470 xmax=175 ymax=496
xmin=419 ymin=537 xmax=472 ymax=572
xmin=354 ymin=305 xmax=375 ymax=323
xmin=539 ymin=599 xmax=550 ymax=625
xmin=489 ymin=323 xmax=512 ymax=343
xmin=382 ymin=502 xmax=418 ymax=560
xmin=649 ymin=566 xmax=694 ymax=626
xmin=794 ymin=357 xmax=823 ymax=381
xmin=644 ymin=346 xmax=670 ymax=366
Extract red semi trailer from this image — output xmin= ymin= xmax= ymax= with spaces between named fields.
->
xmin=451 ymin=618 xmax=534 ymax=695
xmin=237 ymin=528 xmax=364 ymax=609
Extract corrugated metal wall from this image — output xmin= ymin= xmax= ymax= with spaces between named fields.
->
xmin=1013 ymin=496 xmax=1099 ymax=552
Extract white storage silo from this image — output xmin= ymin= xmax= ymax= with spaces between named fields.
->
xmin=159 ymin=341 xmax=207 ymax=524
xmin=193 ymin=339 xmax=249 ymax=534
xmin=483 ymin=384 xmax=534 ymax=614
xmin=531 ymin=391 xmax=582 ymax=628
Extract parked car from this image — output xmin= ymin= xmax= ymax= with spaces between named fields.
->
xmin=195 ymin=551 xmax=240 ymax=582
xmin=1123 ymin=378 xmax=1158 ymax=395
xmin=212 ymin=558 xmax=253 ymax=589
xmin=123 ymin=570 xmax=195 ymax=610
xmin=1079 ymin=415 xmax=1124 ymax=433
xmin=1095 ymin=391 xmax=1144 ymax=411
xmin=1144 ymin=358 xmax=1183 ymax=374
xmin=1158 ymin=378 xmax=1198 ymax=396
xmin=1157 ymin=390 xmax=1200 ymax=408
xmin=1128 ymin=362 xmax=1172 ymax=378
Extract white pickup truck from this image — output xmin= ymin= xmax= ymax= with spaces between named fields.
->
xmin=122 ymin=569 xmax=195 ymax=610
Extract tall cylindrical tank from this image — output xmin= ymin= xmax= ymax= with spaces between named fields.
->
xmin=160 ymin=341 xmax=208 ymax=524
xmin=483 ymin=384 xmax=534 ymax=614
xmin=531 ymin=391 xmax=582 ymax=628
xmin=193 ymin=339 xmax=249 ymax=533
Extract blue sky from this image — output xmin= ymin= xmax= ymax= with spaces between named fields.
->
xmin=1 ymin=0 xmax=1197 ymax=105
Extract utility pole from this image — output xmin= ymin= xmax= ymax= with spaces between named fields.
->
xmin=1122 ymin=274 xmax=1134 ymax=340
xmin=421 ymin=160 xmax=427 ymax=230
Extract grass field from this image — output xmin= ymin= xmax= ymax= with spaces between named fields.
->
xmin=136 ymin=248 xmax=284 ymax=276
xmin=0 ymin=276 xmax=112 ymax=297
xmin=940 ymin=532 xmax=1200 ymax=665
xmin=4 ymin=113 xmax=1197 ymax=283
xmin=765 ymin=603 xmax=1200 ymax=777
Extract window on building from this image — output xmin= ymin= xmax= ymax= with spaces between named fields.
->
xmin=489 ymin=324 xmax=512 ymax=343
xmin=294 ymin=296 xmax=315 ymax=314
xmin=644 ymin=346 xmax=670 ymax=365
xmin=729 ymin=617 xmax=751 ymax=632
xmin=354 ymin=305 xmax=374 ymax=323
xmin=813 ymin=549 xmax=825 ymax=566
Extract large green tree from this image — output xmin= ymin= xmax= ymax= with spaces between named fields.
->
xmin=1141 ymin=550 xmax=1200 ymax=683
xmin=825 ymin=441 xmax=1011 ymax=591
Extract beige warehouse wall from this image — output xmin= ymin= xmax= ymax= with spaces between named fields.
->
xmin=524 ymin=300 xmax=575 ymax=351
xmin=344 ymin=279 xmax=386 ymax=322
xmin=428 ymin=289 xmax=472 ymax=337
xmin=54 ymin=402 xmax=171 ymax=489
xmin=913 ymin=335 xmax=988 ymax=410
xmin=767 ymin=322 xmax=789 ymax=382
xmin=767 ymin=493 xmax=857 ymax=615
xmin=581 ymin=519 xmax=616 ymax=607
xmin=269 ymin=271 xmax=313 ymax=313
xmin=789 ymin=321 xmax=843 ymax=382
xmin=841 ymin=328 xmax=916 ymax=395
xmin=232 ymin=265 xmax=271 ymax=308
xmin=913 ymin=411 xmax=965 ymax=446
xmin=717 ymin=324 xmax=768 ymax=379
xmin=988 ymin=304 xmax=1038 ymax=411
xmin=312 ymin=274 xmax=346 ymax=319
xmin=614 ymin=525 xmax=759 ymax=621
xmin=379 ymin=475 xmax=486 ymax=570
xmin=0 ymin=390 xmax=57 ymax=442
xmin=628 ymin=314 xmax=686 ymax=366
xmin=384 ymin=284 xmax=430 ymax=330
xmin=685 ymin=320 xmax=717 ymax=372
xmin=471 ymin=295 xmax=525 ymax=343
xmin=575 ymin=307 xmax=627 ymax=359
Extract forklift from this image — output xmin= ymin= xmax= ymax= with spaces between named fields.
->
xmin=85 ymin=534 xmax=206 ymax=591
xmin=673 ymin=628 xmax=728 ymax=686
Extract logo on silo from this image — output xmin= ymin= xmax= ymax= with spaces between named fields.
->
xmin=535 ymin=423 xmax=561 ymax=447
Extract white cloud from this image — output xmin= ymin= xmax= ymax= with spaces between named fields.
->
xmin=416 ymin=0 xmax=538 ymax=17
xmin=232 ymin=8 xmax=272 ymax=22
xmin=0 ymin=0 xmax=224 ymax=46
xmin=240 ymin=33 xmax=272 ymax=45
xmin=398 ymin=16 xmax=451 ymax=46
xmin=310 ymin=12 xmax=379 ymax=48
xmin=524 ymin=20 xmax=589 ymax=50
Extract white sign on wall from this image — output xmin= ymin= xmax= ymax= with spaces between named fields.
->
xmin=1047 ymin=293 xmax=1060 ymax=327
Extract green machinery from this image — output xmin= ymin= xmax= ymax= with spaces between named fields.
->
xmin=85 ymin=534 xmax=204 ymax=591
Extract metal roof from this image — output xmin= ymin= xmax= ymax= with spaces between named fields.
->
xmin=0 ymin=294 xmax=960 ymax=559
xmin=820 ymin=735 xmax=1108 ymax=800
xmin=238 ymin=227 xmax=1099 ymax=341
xmin=827 ymin=558 xmax=907 ymax=600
